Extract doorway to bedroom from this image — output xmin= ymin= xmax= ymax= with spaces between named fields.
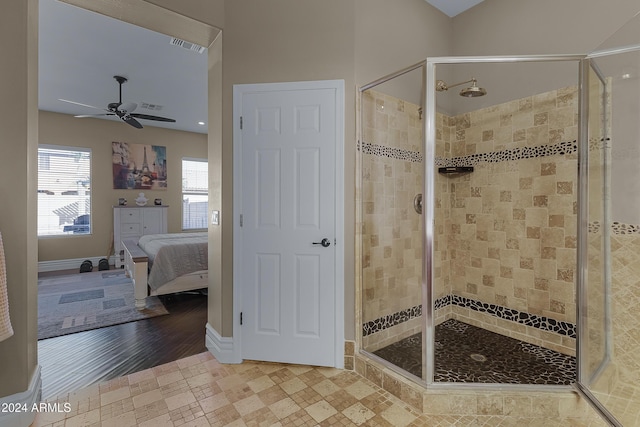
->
xmin=36 ymin=0 xmax=217 ymax=399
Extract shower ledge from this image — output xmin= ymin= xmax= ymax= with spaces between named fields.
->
xmin=438 ymin=166 xmax=474 ymax=175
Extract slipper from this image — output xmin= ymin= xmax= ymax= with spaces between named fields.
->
xmin=79 ymin=259 xmax=93 ymax=273
xmin=98 ymin=258 xmax=110 ymax=271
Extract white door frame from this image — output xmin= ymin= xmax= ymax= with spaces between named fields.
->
xmin=232 ymin=80 xmax=345 ymax=367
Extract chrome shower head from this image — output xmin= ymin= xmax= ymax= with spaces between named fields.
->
xmin=436 ymin=77 xmax=487 ymax=97
xmin=460 ymin=80 xmax=487 ymax=97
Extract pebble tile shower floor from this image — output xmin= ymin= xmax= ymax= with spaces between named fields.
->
xmin=374 ymin=319 xmax=576 ymax=384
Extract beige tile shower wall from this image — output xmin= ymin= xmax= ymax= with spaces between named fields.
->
xmin=591 ymin=232 xmax=640 ymax=427
xmin=446 ymin=87 xmax=579 ymax=339
xmin=361 ymin=90 xmax=424 ymax=336
xmin=587 ymin=230 xmax=614 ymax=390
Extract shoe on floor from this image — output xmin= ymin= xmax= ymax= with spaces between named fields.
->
xmin=79 ymin=259 xmax=93 ymax=273
xmin=98 ymin=258 xmax=110 ymax=271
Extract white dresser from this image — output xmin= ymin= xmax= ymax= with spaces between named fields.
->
xmin=114 ymin=205 xmax=168 ymax=268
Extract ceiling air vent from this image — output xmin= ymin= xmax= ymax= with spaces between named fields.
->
xmin=170 ymin=37 xmax=206 ymax=54
xmin=139 ymin=103 xmax=163 ymax=112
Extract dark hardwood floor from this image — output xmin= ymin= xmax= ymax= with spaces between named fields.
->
xmin=38 ymin=276 xmax=208 ymax=400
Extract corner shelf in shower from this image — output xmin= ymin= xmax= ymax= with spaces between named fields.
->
xmin=438 ymin=166 xmax=474 ymax=175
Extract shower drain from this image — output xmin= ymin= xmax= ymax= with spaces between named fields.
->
xmin=470 ymin=353 xmax=487 ymax=362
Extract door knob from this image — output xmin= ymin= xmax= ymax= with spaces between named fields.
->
xmin=312 ymin=238 xmax=331 ymax=248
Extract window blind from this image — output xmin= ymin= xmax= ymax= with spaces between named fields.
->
xmin=182 ymin=158 xmax=208 ymax=230
xmin=38 ymin=145 xmax=91 ymax=236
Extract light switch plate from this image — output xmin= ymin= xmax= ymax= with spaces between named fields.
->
xmin=211 ymin=210 xmax=220 ymax=225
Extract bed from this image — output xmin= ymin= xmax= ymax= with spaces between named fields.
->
xmin=122 ymin=232 xmax=208 ymax=309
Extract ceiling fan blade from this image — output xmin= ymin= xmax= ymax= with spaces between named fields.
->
xmin=74 ymin=113 xmax=114 ymax=118
xmin=122 ymin=115 xmax=143 ymax=129
xmin=130 ymin=113 xmax=176 ymax=123
xmin=59 ymin=99 xmax=106 ymax=111
xmin=118 ymin=102 xmax=137 ymax=114
xmin=62 ymin=76 xmax=173 ymax=130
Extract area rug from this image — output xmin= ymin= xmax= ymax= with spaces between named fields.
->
xmin=38 ymin=269 xmax=168 ymax=340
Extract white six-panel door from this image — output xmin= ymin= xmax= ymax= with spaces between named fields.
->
xmin=234 ymin=81 xmax=344 ymax=367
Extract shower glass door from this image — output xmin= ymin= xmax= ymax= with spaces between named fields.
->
xmin=577 ymin=60 xmax=609 ymax=388
xmin=577 ymin=11 xmax=640 ymax=426
xmin=425 ymin=56 xmax=585 ymax=387
xmin=359 ymin=62 xmax=426 ymax=381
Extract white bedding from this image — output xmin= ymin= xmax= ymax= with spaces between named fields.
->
xmin=137 ymin=232 xmax=208 ymax=290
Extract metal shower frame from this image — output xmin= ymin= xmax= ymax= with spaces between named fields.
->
xmin=358 ymin=52 xmax=620 ymax=425
xmin=425 ymin=53 xmax=619 ymax=422
xmin=424 ymin=54 xmax=586 ymax=391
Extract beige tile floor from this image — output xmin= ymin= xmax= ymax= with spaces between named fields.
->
xmin=31 ymin=352 xmax=605 ymax=427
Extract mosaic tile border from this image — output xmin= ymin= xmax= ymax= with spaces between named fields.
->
xmin=446 ymin=294 xmax=576 ymax=338
xmin=589 ymin=137 xmax=610 ymax=152
xmin=359 ymin=139 xmax=581 ymax=167
xmin=362 ymin=305 xmax=422 ymax=337
xmin=360 ymin=141 xmax=423 ymax=163
xmin=611 ymin=221 xmax=640 ymax=235
xmin=589 ymin=221 xmax=640 ymax=235
xmin=363 ymin=295 xmax=576 ymax=339
xmin=435 ymin=140 xmax=578 ymax=167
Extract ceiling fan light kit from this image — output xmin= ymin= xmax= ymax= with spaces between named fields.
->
xmin=59 ymin=75 xmax=176 ymax=129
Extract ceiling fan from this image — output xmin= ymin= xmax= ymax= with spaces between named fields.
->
xmin=59 ymin=75 xmax=176 ymax=129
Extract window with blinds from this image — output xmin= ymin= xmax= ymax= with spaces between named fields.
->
xmin=37 ymin=145 xmax=91 ymax=237
xmin=182 ymin=158 xmax=208 ymax=230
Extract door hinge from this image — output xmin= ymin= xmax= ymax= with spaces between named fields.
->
xmin=239 ymin=214 xmax=243 ymax=227
xmin=240 ymin=116 xmax=243 ymax=130
xmin=240 ymin=312 xmax=243 ymax=325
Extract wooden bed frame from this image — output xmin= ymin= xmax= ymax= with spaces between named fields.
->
xmin=122 ymin=238 xmax=208 ymax=310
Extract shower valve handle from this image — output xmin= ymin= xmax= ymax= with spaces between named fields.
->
xmin=312 ymin=238 xmax=331 ymax=248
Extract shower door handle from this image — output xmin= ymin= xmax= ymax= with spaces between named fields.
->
xmin=312 ymin=238 xmax=331 ymax=248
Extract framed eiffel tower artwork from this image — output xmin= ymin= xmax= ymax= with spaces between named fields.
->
xmin=112 ymin=142 xmax=167 ymax=190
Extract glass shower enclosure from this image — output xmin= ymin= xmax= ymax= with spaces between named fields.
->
xmin=575 ymin=13 xmax=640 ymax=426
xmin=359 ymin=14 xmax=640 ymax=425
xmin=425 ymin=57 xmax=586 ymax=387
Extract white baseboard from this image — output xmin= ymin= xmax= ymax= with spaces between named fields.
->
xmin=0 ymin=365 xmax=42 ymax=427
xmin=38 ymin=256 xmax=118 ymax=272
xmin=205 ymin=323 xmax=241 ymax=364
